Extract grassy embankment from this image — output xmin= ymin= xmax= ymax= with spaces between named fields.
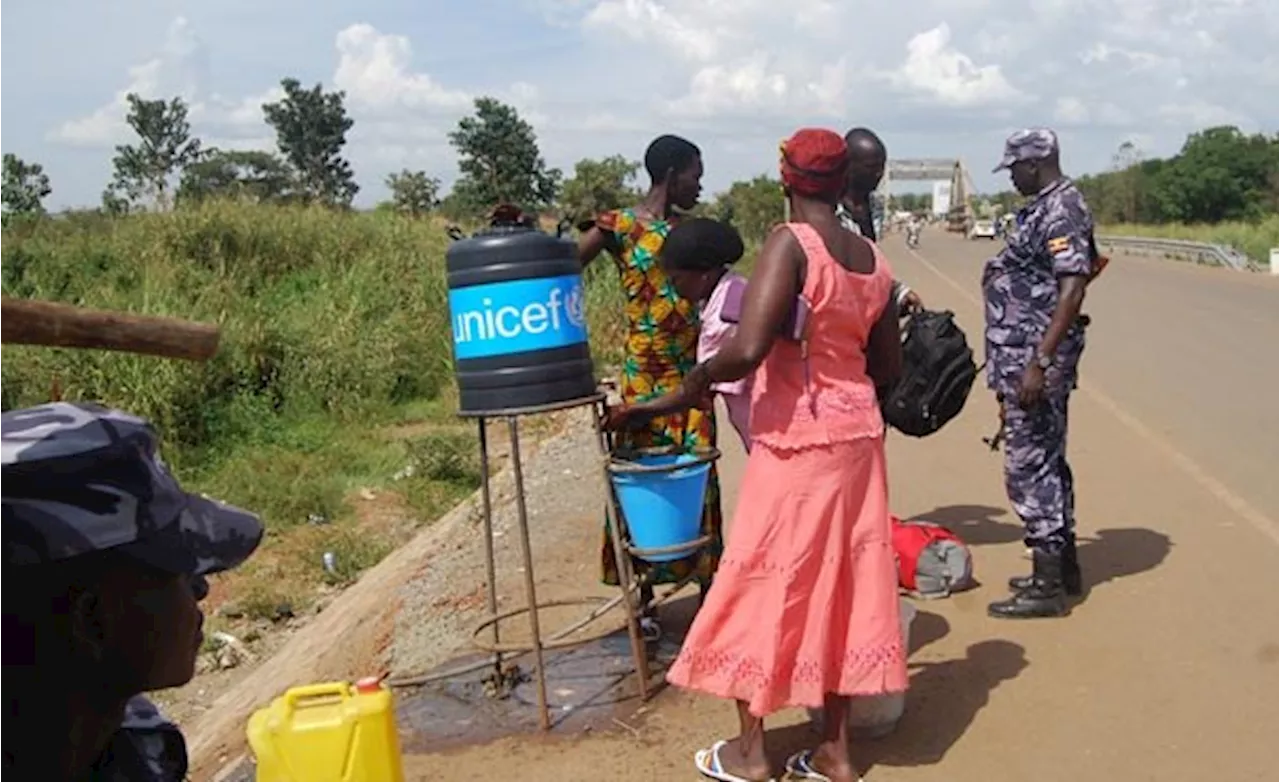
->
xmin=1 ymin=201 xmax=628 ymax=636
xmin=1099 ymin=214 xmax=1278 ymax=266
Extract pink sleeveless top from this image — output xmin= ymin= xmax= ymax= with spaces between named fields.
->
xmin=749 ymin=222 xmax=895 ymax=451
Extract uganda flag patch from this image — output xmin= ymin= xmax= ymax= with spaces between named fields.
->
xmin=1047 ymin=235 xmax=1071 ymax=254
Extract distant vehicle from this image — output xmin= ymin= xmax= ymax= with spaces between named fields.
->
xmin=969 ymin=219 xmax=998 ymax=240
xmin=906 ymin=222 xmax=921 ymax=249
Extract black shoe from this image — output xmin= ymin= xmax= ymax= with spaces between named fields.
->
xmin=990 ymin=550 xmax=1068 ymax=619
xmin=1008 ymin=539 xmax=1082 ymax=596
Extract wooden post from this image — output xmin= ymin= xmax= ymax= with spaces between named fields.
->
xmin=2 ymin=297 xmax=220 ymax=361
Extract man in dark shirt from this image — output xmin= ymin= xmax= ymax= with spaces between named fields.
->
xmin=2 ymin=402 xmax=264 ymax=780
xmin=837 ymin=128 xmax=885 ymax=240
xmin=982 ymin=128 xmax=1095 ymax=620
xmin=838 ymin=127 xmax=922 ymax=313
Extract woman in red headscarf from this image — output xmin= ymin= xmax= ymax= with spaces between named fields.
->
xmin=665 ymin=129 xmax=908 ymax=782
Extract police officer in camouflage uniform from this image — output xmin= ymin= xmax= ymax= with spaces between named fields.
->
xmin=982 ymin=128 xmax=1094 ymax=620
xmin=2 ymin=402 xmax=263 ymax=780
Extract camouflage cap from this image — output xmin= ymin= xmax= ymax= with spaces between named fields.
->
xmin=2 ymin=402 xmax=263 ymax=574
xmin=993 ymin=127 xmax=1059 ymax=172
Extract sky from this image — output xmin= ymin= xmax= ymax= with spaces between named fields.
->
xmin=3 ymin=0 xmax=1278 ymax=210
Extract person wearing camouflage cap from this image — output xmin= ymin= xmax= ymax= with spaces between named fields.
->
xmin=2 ymin=402 xmax=263 ymax=781
xmin=982 ymin=127 xmax=1098 ymax=620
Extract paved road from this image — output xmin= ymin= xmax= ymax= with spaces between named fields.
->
xmin=401 ymin=228 xmax=1278 ymax=782
xmin=867 ymin=229 xmax=1279 ymax=781
xmin=901 ymin=229 xmax=1279 ymax=525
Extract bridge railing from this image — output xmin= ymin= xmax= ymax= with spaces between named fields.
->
xmin=1096 ymin=235 xmax=1256 ymax=272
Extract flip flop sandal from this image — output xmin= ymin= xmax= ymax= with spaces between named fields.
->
xmin=694 ymin=739 xmax=777 ymax=782
xmin=784 ymin=750 xmax=863 ymax=782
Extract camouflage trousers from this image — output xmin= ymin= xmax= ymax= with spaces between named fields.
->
xmin=1002 ymin=390 xmax=1074 ymax=553
xmin=989 ymin=343 xmax=1083 ymax=555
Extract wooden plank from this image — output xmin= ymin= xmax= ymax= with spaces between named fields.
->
xmin=1 ymin=297 xmax=220 ymax=362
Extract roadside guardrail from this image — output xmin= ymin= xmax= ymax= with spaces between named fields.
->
xmin=1095 ymin=235 xmax=1257 ymax=272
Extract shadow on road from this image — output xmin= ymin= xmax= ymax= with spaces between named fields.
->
xmin=1078 ymin=527 xmax=1172 ymax=594
xmin=911 ymin=503 xmax=1024 ymax=546
xmin=908 ymin=609 xmax=950 ymax=656
xmin=762 ymin=639 xmax=1029 ymax=773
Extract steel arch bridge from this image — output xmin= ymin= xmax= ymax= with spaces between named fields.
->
xmin=877 ymin=158 xmax=976 ymax=222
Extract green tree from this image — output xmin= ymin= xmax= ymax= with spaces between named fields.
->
xmin=263 ymin=78 xmax=358 ymax=207
xmin=104 ymin=94 xmax=204 ymax=211
xmin=711 ymin=175 xmax=784 ymax=245
xmin=448 ymin=97 xmax=560 ymax=215
xmin=1073 ymin=125 xmax=1278 ymax=225
xmin=177 ymin=149 xmax=293 ymax=205
xmin=1110 ymin=140 xmax=1144 ymax=223
xmin=890 ymin=192 xmax=931 ymax=213
xmin=386 ymin=170 xmax=441 ymax=217
xmin=2 ymin=154 xmax=52 ymax=223
xmin=989 ymin=191 xmax=1024 ymax=215
xmin=558 ymin=155 xmax=641 ymax=223
xmin=1152 ymin=126 xmax=1278 ymax=223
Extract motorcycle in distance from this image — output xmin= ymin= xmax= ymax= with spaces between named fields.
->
xmin=905 ymin=219 xmax=922 ymax=249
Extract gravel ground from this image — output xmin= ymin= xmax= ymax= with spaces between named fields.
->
xmin=390 ymin=406 xmax=619 ymax=680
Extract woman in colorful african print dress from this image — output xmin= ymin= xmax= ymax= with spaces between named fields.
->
xmin=578 ymin=135 xmax=722 ymax=640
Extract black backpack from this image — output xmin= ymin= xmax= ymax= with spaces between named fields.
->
xmin=881 ymin=310 xmax=978 ymax=438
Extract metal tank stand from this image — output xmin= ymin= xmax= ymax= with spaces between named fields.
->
xmin=387 ymin=391 xmax=720 ymax=734
xmin=458 ymin=392 xmax=651 ymax=733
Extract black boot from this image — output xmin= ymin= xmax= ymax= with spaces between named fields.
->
xmin=1008 ymin=537 xmax=1082 ymax=595
xmin=989 ymin=549 xmax=1068 ymax=619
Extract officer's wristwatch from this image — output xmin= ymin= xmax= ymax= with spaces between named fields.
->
xmin=1034 ymin=351 xmax=1054 ymax=370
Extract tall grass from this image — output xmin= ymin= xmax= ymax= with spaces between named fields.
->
xmin=0 ymin=203 xmax=624 ymax=527
xmin=3 ymin=204 xmax=451 ymax=463
xmin=2 ymin=201 xmax=633 ymax=621
xmin=1 ymin=202 xmax=624 ymax=470
xmin=1100 ymin=214 xmax=1278 ymax=266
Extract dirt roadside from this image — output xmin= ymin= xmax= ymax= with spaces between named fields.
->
xmin=186 ymin=413 xmax=557 ymax=780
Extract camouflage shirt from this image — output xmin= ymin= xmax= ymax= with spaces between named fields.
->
xmin=982 ymin=177 xmax=1094 ymax=350
xmin=88 ymin=696 xmax=188 ymax=781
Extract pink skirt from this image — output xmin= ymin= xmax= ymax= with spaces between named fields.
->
xmin=665 ymin=436 xmax=907 ymax=717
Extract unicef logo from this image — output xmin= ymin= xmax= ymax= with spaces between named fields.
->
xmin=564 ymin=281 xmax=586 ymax=329
xmin=449 ymin=274 xmax=591 ymax=360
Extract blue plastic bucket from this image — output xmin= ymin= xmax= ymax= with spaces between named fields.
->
xmin=609 ymin=453 xmax=712 ymax=563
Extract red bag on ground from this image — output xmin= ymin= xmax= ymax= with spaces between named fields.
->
xmin=890 ymin=515 xmax=976 ymax=599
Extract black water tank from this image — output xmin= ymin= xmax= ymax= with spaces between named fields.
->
xmin=446 ymin=224 xmax=597 ymax=416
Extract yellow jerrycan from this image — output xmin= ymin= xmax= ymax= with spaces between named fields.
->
xmin=247 ymin=676 xmax=405 ymax=782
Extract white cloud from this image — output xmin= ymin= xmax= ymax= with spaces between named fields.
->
xmin=1158 ymin=100 xmax=1252 ymax=128
xmin=1054 ymin=97 xmax=1133 ymax=127
xmin=49 ymin=17 xmax=279 ymax=148
xmin=1054 ymin=97 xmax=1091 ymax=125
xmin=883 ymin=23 xmax=1022 ymax=108
xmin=47 ymin=20 xmax=494 ymax=164
xmin=668 ymin=55 xmax=790 ymax=118
xmin=581 ymin=0 xmax=724 ymax=63
xmin=31 ymin=0 xmax=1280 ymax=208
xmin=51 ymin=17 xmax=207 ymax=145
xmin=333 ymin=24 xmax=471 ymax=113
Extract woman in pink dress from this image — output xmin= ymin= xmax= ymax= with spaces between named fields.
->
xmin=666 ymin=129 xmax=907 ymax=782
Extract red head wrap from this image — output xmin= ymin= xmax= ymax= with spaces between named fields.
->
xmin=779 ymin=128 xmax=849 ymax=199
